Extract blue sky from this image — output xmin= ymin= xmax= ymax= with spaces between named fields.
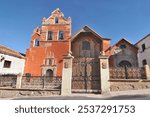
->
xmin=0 ymin=0 xmax=150 ymax=53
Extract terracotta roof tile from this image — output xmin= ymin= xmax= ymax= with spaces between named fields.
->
xmin=0 ymin=45 xmax=25 ymax=59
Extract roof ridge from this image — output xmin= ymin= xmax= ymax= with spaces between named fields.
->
xmin=83 ymin=25 xmax=103 ymax=38
xmin=111 ymin=38 xmax=138 ymax=49
xmin=71 ymin=25 xmax=111 ymax=41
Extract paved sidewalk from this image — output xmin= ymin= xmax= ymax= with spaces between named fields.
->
xmin=70 ymin=89 xmax=150 ymax=98
xmin=1 ymin=89 xmax=150 ymax=100
xmin=110 ymin=89 xmax=150 ymax=96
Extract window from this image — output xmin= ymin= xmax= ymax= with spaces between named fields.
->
xmin=82 ymin=41 xmax=90 ymax=50
xmin=55 ymin=17 xmax=59 ymax=24
xmin=142 ymin=59 xmax=147 ymax=66
xmin=34 ymin=39 xmax=40 ymax=47
xmin=120 ymin=43 xmax=127 ymax=49
xmin=47 ymin=31 xmax=53 ymax=40
xmin=142 ymin=44 xmax=146 ymax=52
xmin=119 ymin=60 xmax=132 ymax=67
xmin=3 ymin=60 xmax=11 ymax=68
xmin=59 ymin=31 xmax=64 ymax=40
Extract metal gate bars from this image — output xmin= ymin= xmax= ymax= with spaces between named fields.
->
xmin=72 ymin=58 xmax=101 ymax=93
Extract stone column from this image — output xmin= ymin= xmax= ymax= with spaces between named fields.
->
xmin=61 ymin=52 xmax=74 ymax=95
xmin=99 ymin=55 xmax=110 ymax=94
xmin=144 ymin=65 xmax=150 ymax=80
xmin=16 ymin=73 xmax=22 ymax=89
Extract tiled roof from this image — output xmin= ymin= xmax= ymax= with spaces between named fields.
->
xmin=71 ymin=25 xmax=111 ymax=42
xmin=0 ymin=45 xmax=25 ymax=59
xmin=135 ymin=33 xmax=150 ymax=45
xmin=111 ymin=38 xmax=138 ymax=50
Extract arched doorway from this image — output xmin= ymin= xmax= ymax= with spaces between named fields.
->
xmin=119 ymin=60 xmax=132 ymax=67
xmin=46 ymin=69 xmax=53 ymax=77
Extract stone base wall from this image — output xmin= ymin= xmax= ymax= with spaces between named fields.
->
xmin=21 ymin=77 xmax=61 ymax=90
xmin=110 ymin=79 xmax=150 ymax=91
xmin=0 ymin=88 xmax=60 ymax=98
xmin=0 ymin=76 xmax=17 ymax=88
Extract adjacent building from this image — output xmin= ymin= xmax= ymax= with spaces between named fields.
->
xmin=135 ymin=34 xmax=150 ymax=67
xmin=0 ymin=45 xmax=25 ymax=75
xmin=109 ymin=38 xmax=138 ymax=67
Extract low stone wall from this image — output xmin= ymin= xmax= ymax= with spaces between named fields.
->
xmin=0 ymin=88 xmax=61 ymax=98
xmin=21 ymin=76 xmax=62 ymax=90
xmin=110 ymin=79 xmax=150 ymax=91
xmin=21 ymin=77 xmax=44 ymax=89
xmin=0 ymin=76 xmax=17 ymax=88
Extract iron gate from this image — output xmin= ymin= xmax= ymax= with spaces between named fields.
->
xmin=72 ymin=58 xmax=101 ymax=93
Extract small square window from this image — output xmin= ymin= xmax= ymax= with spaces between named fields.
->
xmin=3 ymin=60 xmax=11 ymax=68
xmin=34 ymin=39 xmax=40 ymax=47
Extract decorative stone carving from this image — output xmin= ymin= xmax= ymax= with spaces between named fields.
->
xmin=102 ymin=62 xmax=107 ymax=69
xmin=64 ymin=62 xmax=69 ymax=68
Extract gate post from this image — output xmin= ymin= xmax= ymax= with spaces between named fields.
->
xmin=16 ymin=73 xmax=22 ymax=89
xmin=99 ymin=55 xmax=110 ymax=94
xmin=144 ymin=65 xmax=150 ymax=80
xmin=61 ymin=51 xmax=74 ymax=95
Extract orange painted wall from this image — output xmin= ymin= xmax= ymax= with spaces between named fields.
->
xmin=24 ymin=41 xmax=69 ymax=76
xmin=24 ymin=8 xmax=71 ymax=76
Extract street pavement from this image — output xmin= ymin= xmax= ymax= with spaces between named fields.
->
xmin=13 ymin=94 xmax=150 ymax=100
xmin=12 ymin=89 xmax=150 ymax=100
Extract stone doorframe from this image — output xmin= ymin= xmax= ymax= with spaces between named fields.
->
xmin=41 ymin=66 xmax=57 ymax=76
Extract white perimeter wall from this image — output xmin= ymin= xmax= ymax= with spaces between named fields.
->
xmin=0 ymin=53 xmax=25 ymax=75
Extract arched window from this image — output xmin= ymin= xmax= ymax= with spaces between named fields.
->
xmin=82 ymin=41 xmax=90 ymax=50
xmin=46 ymin=69 xmax=53 ymax=77
xmin=119 ymin=61 xmax=132 ymax=67
xmin=142 ymin=59 xmax=147 ymax=66
xmin=34 ymin=39 xmax=40 ymax=47
xmin=55 ymin=17 xmax=59 ymax=24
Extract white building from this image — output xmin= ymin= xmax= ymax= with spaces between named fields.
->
xmin=135 ymin=34 xmax=150 ymax=67
xmin=0 ymin=45 xmax=25 ymax=75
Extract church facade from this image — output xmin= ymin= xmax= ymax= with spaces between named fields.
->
xmin=24 ymin=8 xmax=138 ymax=77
